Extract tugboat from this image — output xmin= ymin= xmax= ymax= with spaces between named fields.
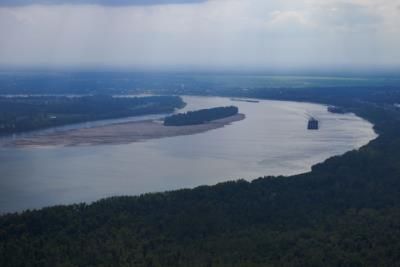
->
xmin=308 ymin=117 xmax=319 ymax=130
xmin=328 ymin=106 xmax=346 ymax=114
xmin=231 ymin=98 xmax=260 ymax=103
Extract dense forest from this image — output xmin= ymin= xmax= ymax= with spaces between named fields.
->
xmin=0 ymin=95 xmax=184 ymax=134
xmin=164 ymin=106 xmax=238 ymax=126
xmin=1 ymin=76 xmax=400 ymax=266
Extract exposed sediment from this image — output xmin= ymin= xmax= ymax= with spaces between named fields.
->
xmin=3 ymin=114 xmax=245 ymax=148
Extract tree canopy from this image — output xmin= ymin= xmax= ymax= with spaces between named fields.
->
xmin=164 ymin=106 xmax=239 ymax=126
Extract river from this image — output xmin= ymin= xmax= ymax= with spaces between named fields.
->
xmin=0 ymin=96 xmax=377 ymax=213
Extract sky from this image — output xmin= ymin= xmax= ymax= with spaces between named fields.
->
xmin=0 ymin=0 xmax=399 ymax=70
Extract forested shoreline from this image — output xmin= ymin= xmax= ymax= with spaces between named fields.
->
xmin=0 ymin=95 xmax=184 ymax=134
xmin=1 ymin=85 xmax=400 ymax=266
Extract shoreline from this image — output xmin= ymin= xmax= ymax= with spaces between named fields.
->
xmin=2 ymin=113 xmax=245 ymax=148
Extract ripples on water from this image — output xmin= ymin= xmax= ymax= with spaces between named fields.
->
xmin=0 ymin=96 xmax=377 ymax=213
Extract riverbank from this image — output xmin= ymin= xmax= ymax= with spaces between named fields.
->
xmin=0 ymin=97 xmax=398 ymax=267
xmin=2 ymin=113 xmax=245 ymax=148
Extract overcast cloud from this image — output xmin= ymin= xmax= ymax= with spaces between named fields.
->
xmin=0 ymin=0 xmax=205 ymax=6
xmin=0 ymin=0 xmax=399 ymax=69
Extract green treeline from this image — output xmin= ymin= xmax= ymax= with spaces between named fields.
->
xmin=0 ymin=95 xmax=185 ymax=134
xmin=164 ymin=106 xmax=238 ymax=126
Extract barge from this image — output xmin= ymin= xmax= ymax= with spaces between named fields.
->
xmin=308 ymin=117 xmax=319 ymax=130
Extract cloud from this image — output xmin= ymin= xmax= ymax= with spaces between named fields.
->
xmin=317 ymin=2 xmax=381 ymax=27
xmin=269 ymin=10 xmax=310 ymax=27
xmin=0 ymin=0 xmax=399 ymax=69
xmin=0 ymin=0 xmax=206 ymax=7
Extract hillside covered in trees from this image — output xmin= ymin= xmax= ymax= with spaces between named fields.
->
xmin=164 ymin=106 xmax=239 ymax=126
xmin=1 ymin=85 xmax=400 ymax=266
xmin=0 ymin=95 xmax=184 ymax=134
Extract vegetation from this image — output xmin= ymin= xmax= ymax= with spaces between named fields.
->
xmin=1 ymin=71 xmax=399 ymax=95
xmin=1 ymin=74 xmax=400 ymax=266
xmin=164 ymin=106 xmax=238 ymax=126
xmin=0 ymin=95 xmax=184 ymax=134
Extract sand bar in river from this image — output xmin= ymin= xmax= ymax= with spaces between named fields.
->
xmin=3 ymin=114 xmax=245 ymax=148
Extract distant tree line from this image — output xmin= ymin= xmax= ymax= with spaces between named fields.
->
xmin=164 ymin=106 xmax=238 ymax=126
xmin=0 ymin=95 xmax=185 ymax=134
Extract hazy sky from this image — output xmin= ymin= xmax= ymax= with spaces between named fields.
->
xmin=0 ymin=0 xmax=399 ymax=70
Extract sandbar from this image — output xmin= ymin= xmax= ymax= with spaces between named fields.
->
xmin=3 ymin=114 xmax=245 ymax=148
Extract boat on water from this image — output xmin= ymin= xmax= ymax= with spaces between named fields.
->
xmin=231 ymin=98 xmax=260 ymax=103
xmin=308 ymin=117 xmax=319 ymax=130
xmin=328 ymin=106 xmax=346 ymax=114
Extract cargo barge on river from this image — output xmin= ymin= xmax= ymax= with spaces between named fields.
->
xmin=308 ymin=117 xmax=319 ymax=130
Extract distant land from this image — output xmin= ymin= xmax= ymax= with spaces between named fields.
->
xmin=0 ymin=95 xmax=185 ymax=134
xmin=0 ymin=71 xmax=399 ymax=96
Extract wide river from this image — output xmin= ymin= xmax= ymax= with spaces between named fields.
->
xmin=0 ymin=96 xmax=377 ymax=213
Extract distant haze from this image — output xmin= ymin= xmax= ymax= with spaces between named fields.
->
xmin=0 ymin=0 xmax=399 ymax=70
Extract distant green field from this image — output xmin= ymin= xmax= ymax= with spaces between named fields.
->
xmin=0 ymin=71 xmax=399 ymax=95
xmin=188 ymin=74 xmax=399 ymax=89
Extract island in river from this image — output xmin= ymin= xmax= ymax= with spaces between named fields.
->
xmin=164 ymin=106 xmax=239 ymax=126
xmin=3 ymin=113 xmax=245 ymax=148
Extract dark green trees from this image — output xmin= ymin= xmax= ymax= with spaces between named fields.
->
xmin=164 ymin=106 xmax=239 ymax=126
xmin=0 ymin=95 xmax=185 ymax=134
